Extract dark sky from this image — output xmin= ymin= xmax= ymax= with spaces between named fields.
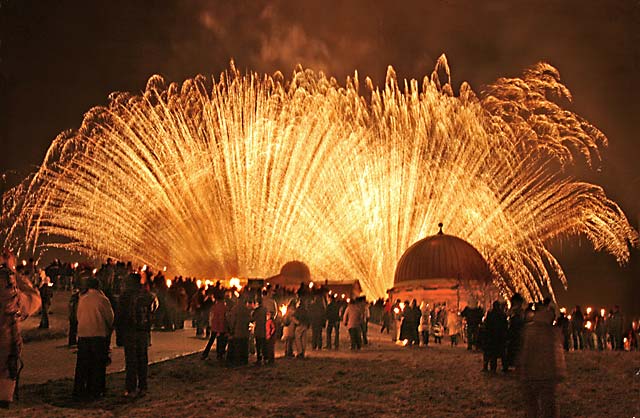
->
xmin=1 ymin=0 xmax=638 ymax=311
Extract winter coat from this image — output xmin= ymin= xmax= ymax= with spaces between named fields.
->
xmin=343 ymin=303 xmax=363 ymax=329
xmin=519 ymin=308 xmax=566 ymax=382
xmin=447 ymin=311 xmax=462 ymax=336
xmin=483 ymin=308 xmax=508 ymax=356
xmin=229 ymin=302 xmax=251 ymax=339
xmin=116 ymin=288 xmax=156 ymax=335
xmin=252 ymin=305 xmax=267 ymax=338
xmin=77 ymin=289 xmax=114 ymax=338
xmin=209 ymin=300 xmax=228 ymax=334
xmin=326 ymin=301 xmax=342 ymax=323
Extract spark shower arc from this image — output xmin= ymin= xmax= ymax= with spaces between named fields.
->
xmin=3 ymin=56 xmax=637 ymax=299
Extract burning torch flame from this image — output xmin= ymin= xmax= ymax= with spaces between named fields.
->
xmin=279 ymin=304 xmax=288 ymax=317
xmin=600 ymin=308 xmax=606 ymax=317
xmin=586 ymin=307 xmax=592 ymax=315
xmin=196 ymin=279 xmax=202 ymax=288
xmin=585 ymin=321 xmax=592 ymax=330
xmin=166 ymin=279 xmax=172 ymax=288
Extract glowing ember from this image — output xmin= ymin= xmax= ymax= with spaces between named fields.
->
xmin=3 ymin=58 xmax=637 ymax=299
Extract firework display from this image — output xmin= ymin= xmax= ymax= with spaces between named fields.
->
xmin=3 ymin=56 xmax=637 ymax=299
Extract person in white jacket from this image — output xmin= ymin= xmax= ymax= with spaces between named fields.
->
xmin=343 ymin=299 xmax=363 ymax=350
xmin=73 ymin=277 xmax=114 ymax=400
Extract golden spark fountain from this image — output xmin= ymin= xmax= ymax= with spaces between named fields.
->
xmin=2 ymin=56 xmax=637 ymax=300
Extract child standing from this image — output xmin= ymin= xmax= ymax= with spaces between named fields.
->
xmin=265 ymin=311 xmax=276 ymax=364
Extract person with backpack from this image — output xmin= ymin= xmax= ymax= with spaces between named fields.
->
xmin=115 ymin=273 xmax=156 ymax=397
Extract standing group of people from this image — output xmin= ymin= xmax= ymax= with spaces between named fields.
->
xmin=71 ymin=272 xmax=157 ymax=400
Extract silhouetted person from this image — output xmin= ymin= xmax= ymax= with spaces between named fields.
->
xmin=483 ymin=301 xmax=508 ymax=372
xmin=570 ymin=305 xmax=585 ymax=350
xmin=520 ymin=300 xmax=566 ymax=418
xmin=116 ymin=273 xmax=156 ymax=397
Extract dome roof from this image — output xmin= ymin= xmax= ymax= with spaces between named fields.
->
xmin=394 ymin=224 xmax=491 ymax=286
xmin=279 ymin=260 xmax=311 ymax=281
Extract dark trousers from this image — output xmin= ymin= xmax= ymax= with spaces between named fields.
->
xmin=348 ymin=327 xmax=362 ymax=350
xmin=381 ymin=313 xmax=391 ymax=334
xmin=228 ymin=338 xmax=249 ymax=366
xmin=73 ymin=337 xmax=108 ymax=398
xmin=202 ymin=332 xmax=228 ymax=359
xmin=326 ymin=321 xmax=340 ymax=349
xmin=265 ymin=337 xmax=275 ymax=363
xmin=123 ymin=332 xmax=149 ymax=393
xmin=311 ymin=325 xmax=323 ymax=349
xmin=421 ymin=330 xmax=429 ymax=346
xmin=467 ymin=325 xmax=479 ymax=350
xmin=68 ymin=320 xmax=78 ymax=346
xmin=361 ymin=321 xmax=369 ymax=345
xmin=255 ymin=337 xmax=267 ymax=362
xmin=39 ymin=302 xmax=50 ymax=329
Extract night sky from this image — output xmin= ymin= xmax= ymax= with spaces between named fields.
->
xmin=1 ymin=0 xmax=638 ymax=311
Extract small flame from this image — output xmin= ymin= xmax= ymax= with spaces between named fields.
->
xmin=279 ymin=304 xmax=288 ymax=316
xmin=166 ymin=279 xmax=172 ymax=288
xmin=309 ymin=281 xmax=314 ymax=288
xmin=196 ymin=279 xmax=202 ymax=288
xmin=92 ymin=268 xmax=97 ymax=275
xmin=163 ymin=266 xmax=167 ymax=272
xmin=142 ymin=265 xmax=147 ymax=272
xmin=585 ymin=321 xmax=592 ymax=330
xmin=399 ymin=302 xmax=405 ymax=311
xmin=586 ymin=307 xmax=592 ymax=315
xmin=600 ymin=308 xmax=606 ymax=317
xmin=73 ymin=262 xmax=79 ymax=269
xmin=559 ymin=307 xmax=566 ymax=314
xmin=21 ymin=260 xmax=26 ymax=266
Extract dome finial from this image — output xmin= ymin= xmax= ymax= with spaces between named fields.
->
xmin=438 ymin=222 xmax=443 ymax=235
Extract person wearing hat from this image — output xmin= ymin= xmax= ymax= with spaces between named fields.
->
xmin=115 ymin=273 xmax=156 ymax=397
xmin=73 ymin=276 xmax=114 ymax=399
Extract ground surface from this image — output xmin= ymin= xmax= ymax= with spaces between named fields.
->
xmin=7 ymin=293 xmax=640 ymax=417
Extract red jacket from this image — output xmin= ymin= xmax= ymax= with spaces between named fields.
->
xmin=266 ymin=318 xmax=276 ymax=340
xmin=209 ymin=300 xmax=227 ymax=333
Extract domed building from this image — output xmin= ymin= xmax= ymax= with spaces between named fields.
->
xmin=388 ymin=224 xmax=499 ymax=310
xmin=267 ymin=260 xmax=312 ymax=289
